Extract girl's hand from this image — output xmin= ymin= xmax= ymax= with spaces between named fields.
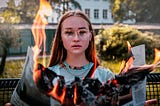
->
xmin=145 ymin=99 xmax=158 ymax=106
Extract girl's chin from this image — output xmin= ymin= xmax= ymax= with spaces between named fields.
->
xmin=69 ymin=50 xmax=85 ymax=54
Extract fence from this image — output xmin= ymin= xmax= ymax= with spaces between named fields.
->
xmin=0 ymin=78 xmax=20 ymax=106
xmin=146 ymin=73 xmax=160 ymax=106
xmin=0 ymin=73 xmax=160 ymax=106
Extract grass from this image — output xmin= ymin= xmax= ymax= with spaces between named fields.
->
xmin=0 ymin=60 xmax=24 ymax=78
xmin=100 ymin=60 xmax=122 ymax=74
xmin=0 ymin=57 xmax=48 ymax=78
xmin=0 ymin=58 xmax=159 ymax=78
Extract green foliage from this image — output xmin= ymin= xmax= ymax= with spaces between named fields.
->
xmin=0 ymin=24 xmax=21 ymax=73
xmin=110 ymin=0 xmax=136 ymax=23
xmin=16 ymin=0 xmax=39 ymax=23
xmin=0 ymin=0 xmax=20 ymax=24
xmin=0 ymin=58 xmax=49 ymax=78
xmin=0 ymin=24 xmax=21 ymax=51
xmin=100 ymin=60 xmax=121 ymax=74
xmin=0 ymin=0 xmax=39 ymax=24
xmin=110 ymin=0 xmax=160 ymax=23
xmin=95 ymin=24 xmax=160 ymax=60
xmin=0 ymin=60 xmax=24 ymax=78
xmin=0 ymin=0 xmax=81 ymax=24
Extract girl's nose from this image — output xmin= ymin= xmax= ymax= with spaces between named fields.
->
xmin=73 ymin=32 xmax=80 ymax=41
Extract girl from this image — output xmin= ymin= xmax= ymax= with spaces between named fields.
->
xmin=48 ymin=10 xmax=114 ymax=105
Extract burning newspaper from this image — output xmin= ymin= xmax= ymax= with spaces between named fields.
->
xmin=123 ymin=44 xmax=146 ymax=106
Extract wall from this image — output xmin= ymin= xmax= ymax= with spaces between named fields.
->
xmin=8 ymin=28 xmax=55 ymax=55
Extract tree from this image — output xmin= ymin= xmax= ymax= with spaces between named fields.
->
xmin=0 ymin=0 xmax=20 ymax=23
xmin=16 ymin=0 xmax=39 ymax=23
xmin=0 ymin=0 xmax=21 ymax=74
xmin=110 ymin=0 xmax=160 ymax=23
xmin=130 ymin=0 xmax=160 ymax=23
xmin=49 ymin=0 xmax=81 ymax=14
xmin=0 ymin=24 xmax=21 ymax=74
xmin=0 ymin=0 xmax=39 ymax=24
xmin=95 ymin=24 xmax=160 ymax=60
xmin=0 ymin=0 xmax=81 ymax=24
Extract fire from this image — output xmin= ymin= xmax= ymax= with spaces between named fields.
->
xmin=120 ymin=41 xmax=134 ymax=74
xmin=32 ymin=0 xmax=52 ymax=49
xmin=127 ymin=41 xmax=131 ymax=53
xmin=152 ymin=48 xmax=160 ymax=65
xmin=120 ymin=41 xmax=160 ymax=74
xmin=31 ymin=0 xmax=52 ymax=82
xmin=73 ymin=84 xmax=78 ymax=105
xmin=48 ymin=81 xmax=66 ymax=103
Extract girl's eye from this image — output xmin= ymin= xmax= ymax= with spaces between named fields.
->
xmin=79 ymin=31 xmax=87 ymax=35
xmin=79 ymin=30 xmax=87 ymax=36
xmin=65 ymin=31 xmax=74 ymax=35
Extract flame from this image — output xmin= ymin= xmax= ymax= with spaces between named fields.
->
xmin=33 ymin=46 xmax=41 ymax=82
xmin=120 ymin=60 xmax=126 ymax=73
xmin=127 ymin=41 xmax=131 ymax=53
xmin=123 ymin=56 xmax=134 ymax=73
xmin=73 ymin=84 xmax=78 ymax=105
xmin=152 ymin=48 xmax=160 ymax=65
xmin=32 ymin=0 xmax=52 ymax=49
xmin=120 ymin=41 xmax=134 ymax=73
xmin=48 ymin=81 xmax=66 ymax=103
xmin=31 ymin=0 xmax=52 ymax=82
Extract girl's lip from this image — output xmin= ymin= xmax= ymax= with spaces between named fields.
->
xmin=72 ymin=45 xmax=82 ymax=47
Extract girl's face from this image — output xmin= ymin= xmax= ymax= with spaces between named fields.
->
xmin=61 ymin=16 xmax=92 ymax=55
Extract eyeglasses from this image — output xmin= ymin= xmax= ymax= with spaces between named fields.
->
xmin=62 ymin=29 xmax=90 ymax=40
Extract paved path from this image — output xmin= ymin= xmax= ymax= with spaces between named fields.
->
xmin=6 ymin=56 xmax=26 ymax=61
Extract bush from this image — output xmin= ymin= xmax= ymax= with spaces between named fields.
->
xmin=95 ymin=24 xmax=160 ymax=61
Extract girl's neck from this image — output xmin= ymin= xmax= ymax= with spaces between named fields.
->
xmin=65 ymin=53 xmax=89 ymax=68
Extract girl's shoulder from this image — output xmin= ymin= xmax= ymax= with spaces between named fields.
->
xmin=48 ymin=64 xmax=62 ymax=73
xmin=96 ymin=66 xmax=114 ymax=75
xmin=94 ymin=66 xmax=115 ymax=83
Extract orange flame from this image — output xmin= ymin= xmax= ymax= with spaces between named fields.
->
xmin=32 ymin=0 xmax=52 ymax=49
xmin=123 ymin=56 xmax=134 ymax=73
xmin=120 ymin=60 xmax=126 ymax=73
xmin=120 ymin=41 xmax=134 ymax=73
xmin=48 ymin=82 xmax=66 ymax=103
xmin=127 ymin=41 xmax=131 ymax=54
xmin=32 ymin=0 xmax=52 ymax=82
xmin=73 ymin=84 xmax=78 ymax=105
xmin=152 ymin=48 xmax=160 ymax=65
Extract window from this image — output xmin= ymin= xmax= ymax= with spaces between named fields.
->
xmin=103 ymin=9 xmax=108 ymax=19
xmin=94 ymin=9 xmax=99 ymax=19
xmin=85 ymin=9 xmax=90 ymax=18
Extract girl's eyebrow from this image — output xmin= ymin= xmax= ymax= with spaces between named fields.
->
xmin=78 ymin=27 xmax=88 ymax=29
xmin=64 ymin=27 xmax=88 ymax=30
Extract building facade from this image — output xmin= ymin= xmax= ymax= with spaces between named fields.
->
xmin=48 ymin=0 xmax=135 ymax=24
